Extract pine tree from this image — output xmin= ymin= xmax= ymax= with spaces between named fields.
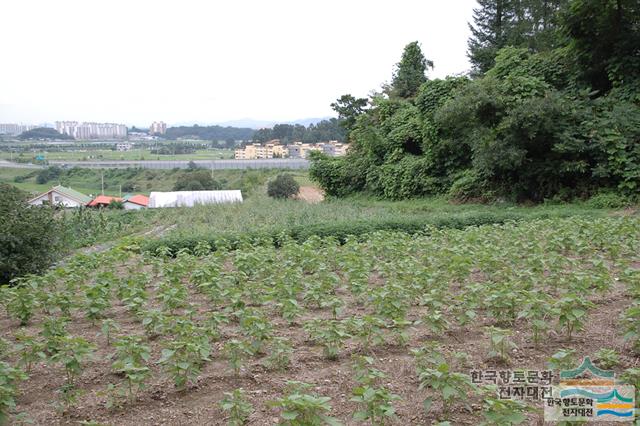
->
xmin=390 ymin=42 xmax=433 ymax=99
xmin=467 ymin=0 xmax=513 ymax=76
xmin=467 ymin=0 xmax=567 ymax=76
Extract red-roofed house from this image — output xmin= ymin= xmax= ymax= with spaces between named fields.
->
xmin=87 ymin=195 xmax=123 ymax=208
xmin=123 ymin=194 xmax=149 ymax=210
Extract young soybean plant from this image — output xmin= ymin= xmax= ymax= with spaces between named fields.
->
xmin=111 ymin=335 xmax=151 ymax=403
xmin=264 ymin=337 xmax=293 ymax=371
xmin=268 ymin=381 xmax=341 ymax=426
xmin=485 ymin=327 xmax=517 ymax=363
xmin=350 ymin=356 xmax=400 ymax=425
xmin=159 ymin=334 xmax=211 ymax=390
xmin=224 ymin=339 xmax=251 ymax=377
xmin=0 ymin=361 xmax=28 ymax=424
xmin=481 ymin=394 xmax=530 ymax=425
xmin=219 ymin=388 xmax=253 ymax=426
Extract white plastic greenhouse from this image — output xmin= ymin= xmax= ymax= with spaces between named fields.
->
xmin=149 ymin=190 xmax=243 ymax=208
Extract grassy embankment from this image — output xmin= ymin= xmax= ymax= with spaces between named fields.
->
xmin=0 ymin=148 xmax=234 ymax=162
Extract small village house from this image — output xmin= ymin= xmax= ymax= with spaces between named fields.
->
xmin=87 ymin=195 xmax=123 ymax=208
xmin=28 ymin=185 xmax=92 ymax=208
xmin=123 ymin=194 xmax=149 ymax=210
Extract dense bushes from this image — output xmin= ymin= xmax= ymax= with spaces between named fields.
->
xmin=311 ymin=2 xmax=640 ymax=203
xmin=0 ymin=184 xmax=63 ymax=284
xmin=267 ymin=174 xmax=300 ymax=199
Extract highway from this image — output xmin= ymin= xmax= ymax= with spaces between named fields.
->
xmin=0 ymin=159 xmax=310 ymax=170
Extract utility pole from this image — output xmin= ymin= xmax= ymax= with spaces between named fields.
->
xmin=101 ymin=171 xmax=104 ymax=195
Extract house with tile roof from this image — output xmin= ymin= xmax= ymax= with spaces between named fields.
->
xmin=87 ymin=195 xmax=123 ymax=208
xmin=123 ymin=194 xmax=149 ymax=210
xmin=28 ymin=185 xmax=92 ymax=208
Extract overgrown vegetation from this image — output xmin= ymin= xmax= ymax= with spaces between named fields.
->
xmin=311 ymin=0 xmax=640 ymax=202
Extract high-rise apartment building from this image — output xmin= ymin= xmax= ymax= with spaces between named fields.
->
xmin=55 ymin=121 xmax=128 ymax=140
xmin=0 ymin=123 xmax=37 ymax=135
xmin=150 ymin=121 xmax=167 ymax=135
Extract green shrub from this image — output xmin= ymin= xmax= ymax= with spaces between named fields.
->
xmin=267 ymin=174 xmax=300 ymax=199
xmin=585 ymin=191 xmax=632 ymax=209
xmin=0 ymin=184 xmax=64 ymax=284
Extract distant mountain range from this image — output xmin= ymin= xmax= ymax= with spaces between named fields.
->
xmin=171 ymin=117 xmax=335 ymax=129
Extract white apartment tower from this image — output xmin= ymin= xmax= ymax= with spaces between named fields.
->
xmin=150 ymin=121 xmax=167 ymax=135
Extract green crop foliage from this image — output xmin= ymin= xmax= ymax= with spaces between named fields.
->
xmin=481 ymin=395 xmax=530 ymax=425
xmin=5 ymin=282 xmax=38 ymax=326
xmin=0 ymin=362 xmax=27 ymax=425
xmin=159 ymin=332 xmax=211 ymax=389
xmin=99 ymin=319 xmax=120 ymax=346
xmin=351 ymin=385 xmax=400 ymax=425
xmin=303 ymin=319 xmax=351 ymax=360
xmin=593 ymin=348 xmax=620 ymax=370
xmin=485 ymin=327 xmax=517 ymax=363
xmin=554 ymin=294 xmax=594 ymax=340
xmin=547 ymin=349 xmax=576 ymax=371
xmin=224 ymin=339 xmax=251 ymax=377
xmin=50 ymin=336 xmax=94 ymax=386
xmin=111 ymin=335 xmax=151 ymax=402
xmin=220 ymin=388 xmax=253 ymax=426
xmin=264 ymin=337 xmax=293 ymax=371
xmin=418 ymin=361 xmax=477 ymax=417
xmin=621 ymin=302 xmax=640 ymax=353
xmin=269 ymin=381 xmax=341 ymax=426
xmin=13 ymin=332 xmax=45 ymax=373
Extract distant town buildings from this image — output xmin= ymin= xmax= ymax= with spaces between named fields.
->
xmin=234 ymin=140 xmax=348 ymax=160
xmin=116 ymin=142 xmax=133 ymax=151
xmin=0 ymin=123 xmax=38 ymax=135
xmin=150 ymin=121 xmax=167 ymax=135
xmin=55 ymin=121 xmax=128 ymax=140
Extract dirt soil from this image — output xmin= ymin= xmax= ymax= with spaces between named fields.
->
xmin=297 ymin=186 xmax=325 ymax=204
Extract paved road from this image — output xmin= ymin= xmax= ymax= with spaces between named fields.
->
xmin=0 ymin=159 xmax=310 ymax=170
xmin=0 ymin=160 xmax=43 ymax=169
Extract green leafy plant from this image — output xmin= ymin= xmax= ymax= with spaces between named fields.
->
xmin=50 ymin=336 xmax=94 ymax=386
xmin=220 ymin=388 xmax=253 ymax=426
xmin=224 ymin=339 xmax=251 ymax=377
xmin=0 ymin=361 xmax=28 ymax=424
xmin=13 ymin=332 xmax=45 ymax=373
xmin=555 ymin=295 xmax=593 ymax=340
xmin=418 ymin=361 xmax=476 ymax=416
xmin=111 ymin=336 xmax=151 ymax=402
xmin=264 ymin=337 xmax=293 ymax=371
xmin=485 ymin=327 xmax=517 ymax=363
xmin=5 ymin=284 xmax=38 ymax=326
xmin=304 ymin=319 xmax=351 ymax=360
xmin=351 ymin=385 xmax=400 ymax=425
xmin=481 ymin=395 xmax=530 ymax=425
xmin=593 ymin=348 xmax=619 ymax=369
xmin=159 ymin=334 xmax=211 ymax=389
xmin=268 ymin=381 xmax=341 ymax=426
xmin=547 ymin=349 xmax=576 ymax=371
xmin=99 ymin=319 xmax=120 ymax=345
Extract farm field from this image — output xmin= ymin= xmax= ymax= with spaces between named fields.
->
xmin=0 ymin=148 xmax=235 ymax=162
xmin=1 ymin=216 xmax=639 ymax=424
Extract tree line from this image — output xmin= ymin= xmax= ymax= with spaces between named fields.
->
xmin=310 ymin=0 xmax=640 ymax=202
xmin=251 ymin=119 xmax=345 ymax=145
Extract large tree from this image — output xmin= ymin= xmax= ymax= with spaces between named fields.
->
xmin=562 ymin=0 xmax=640 ymax=93
xmin=468 ymin=0 xmax=567 ymax=75
xmin=390 ymin=42 xmax=433 ymax=99
xmin=330 ymin=94 xmax=368 ymax=138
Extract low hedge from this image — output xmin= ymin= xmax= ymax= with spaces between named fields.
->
xmin=141 ymin=209 xmax=585 ymax=256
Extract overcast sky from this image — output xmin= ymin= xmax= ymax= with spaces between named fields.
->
xmin=0 ymin=0 xmax=477 ymax=127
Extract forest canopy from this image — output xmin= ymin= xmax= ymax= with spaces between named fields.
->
xmin=310 ymin=0 xmax=640 ymax=202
